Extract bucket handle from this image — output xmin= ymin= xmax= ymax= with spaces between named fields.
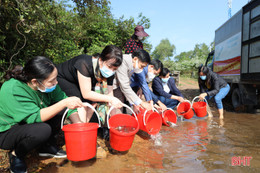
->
xmin=143 ymin=107 xmax=159 ymax=126
xmin=61 ymin=102 xmax=101 ymax=129
xmin=176 ymin=99 xmax=191 ymax=110
xmin=176 ymin=100 xmax=192 ymax=116
xmin=161 ymin=108 xmax=175 ymax=119
xmin=191 ymin=96 xmax=208 ymax=107
xmin=106 ymin=103 xmax=137 ymax=129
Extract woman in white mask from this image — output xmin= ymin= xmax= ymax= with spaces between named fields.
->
xmin=113 ymin=49 xmax=153 ymax=114
xmin=152 ymin=68 xmax=184 ymax=109
xmin=57 ymin=45 xmax=124 ymax=124
xmin=0 ymin=56 xmax=84 ymax=172
xmin=124 ymin=25 xmax=149 ymax=54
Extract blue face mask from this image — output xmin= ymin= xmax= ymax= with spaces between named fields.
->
xmin=162 ymin=77 xmax=169 ymax=83
xmin=200 ymin=75 xmax=207 ymax=80
xmin=38 ymin=81 xmax=57 ymax=93
xmin=100 ymin=65 xmax=115 ymax=78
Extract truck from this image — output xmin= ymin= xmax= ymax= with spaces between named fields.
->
xmin=205 ymin=0 xmax=260 ymax=111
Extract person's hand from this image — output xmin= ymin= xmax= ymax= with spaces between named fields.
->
xmin=199 ymin=93 xmax=207 ymax=101
xmin=153 ymin=104 xmax=162 ymax=113
xmin=178 ymin=97 xmax=185 ymax=102
xmin=64 ymin=96 xmax=84 ymax=109
xmin=110 ymin=97 xmax=123 ymax=109
xmin=140 ymin=101 xmax=152 ymax=111
xmin=133 ymin=104 xmax=141 ymax=114
xmin=158 ymin=101 xmax=167 ymax=111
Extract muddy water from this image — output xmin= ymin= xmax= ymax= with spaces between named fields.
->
xmin=51 ymin=110 xmax=260 ymax=173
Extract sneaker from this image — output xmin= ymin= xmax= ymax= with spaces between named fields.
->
xmin=39 ymin=145 xmax=67 ymax=158
xmin=9 ymin=152 xmax=27 ymax=173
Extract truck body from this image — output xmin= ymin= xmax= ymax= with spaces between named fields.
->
xmin=206 ymin=0 xmax=260 ymax=110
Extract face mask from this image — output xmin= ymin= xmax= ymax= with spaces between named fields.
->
xmin=100 ymin=65 xmax=115 ymax=78
xmin=162 ymin=77 xmax=169 ymax=83
xmin=200 ymin=75 xmax=207 ymax=80
xmin=138 ymin=36 xmax=143 ymax=40
xmin=134 ymin=60 xmax=143 ymax=74
xmin=147 ymin=71 xmax=156 ymax=82
xmin=37 ymin=81 xmax=56 ymax=93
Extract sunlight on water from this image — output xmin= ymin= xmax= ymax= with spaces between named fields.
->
xmin=56 ymin=111 xmax=260 ymax=173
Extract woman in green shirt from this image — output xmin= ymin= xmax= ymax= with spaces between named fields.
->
xmin=0 ymin=56 xmax=84 ymax=173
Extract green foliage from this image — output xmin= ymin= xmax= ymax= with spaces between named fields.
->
xmin=0 ymin=0 xmax=151 ymax=85
xmin=161 ymin=43 xmax=210 ymax=78
xmin=152 ymin=38 xmax=176 ymax=61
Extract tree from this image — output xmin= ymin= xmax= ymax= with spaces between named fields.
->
xmin=152 ymin=38 xmax=175 ymax=61
xmin=0 ymin=0 xmax=151 ymax=85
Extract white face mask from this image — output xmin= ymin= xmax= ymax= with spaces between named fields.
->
xmin=134 ymin=59 xmax=143 ymax=74
xmin=146 ymin=71 xmax=156 ymax=82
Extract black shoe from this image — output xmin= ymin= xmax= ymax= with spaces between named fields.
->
xmin=39 ymin=144 xmax=67 ymax=158
xmin=9 ymin=152 xmax=27 ymax=173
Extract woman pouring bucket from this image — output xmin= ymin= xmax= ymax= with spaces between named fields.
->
xmin=57 ymin=45 xmax=124 ymax=140
xmin=0 ymin=56 xmax=85 ymax=173
xmin=198 ymin=65 xmax=230 ymax=119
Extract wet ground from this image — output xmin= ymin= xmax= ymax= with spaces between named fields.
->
xmin=34 ymin=110 xmax=259 ymax=173
xmin=1 ymin=78 xmax=260 ymax=172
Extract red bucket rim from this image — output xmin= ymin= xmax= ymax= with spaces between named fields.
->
xmin=109 ymin=114 xmax=139 ymax=136
xmin=62 ymin=123 xmax=99 ymax=132
xmin=162 ymin=110 xmax=177 ymax=126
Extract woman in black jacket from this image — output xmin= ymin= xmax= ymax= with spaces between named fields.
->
xmin=198 ymin=66 xmax=230 ymax=119
xmin=152 ymin=68 xmax=184 ymax=109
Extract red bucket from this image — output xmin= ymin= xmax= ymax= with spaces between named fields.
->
xmin=62 ymin=123 xmax=99 ymax=161
xmin=160 ymin=108 xmax=177 ymax=126
xmin=177 ymin=101 xmax=194 ymax=119
xmin=135 ymin=108 xmax=162 ymax=135
xmin=61 ymin=102 xmax=101 ymax=161
xmin=107 ymin=104 xmax=139 ymax=151
xmin=192 ymin=96 xmax=208 ymax=117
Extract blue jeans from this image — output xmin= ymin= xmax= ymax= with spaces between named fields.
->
xmin=206 ymin=84 xmax=230 ymax=109
xmin=151 ymin=92 xmax=179 ymax=109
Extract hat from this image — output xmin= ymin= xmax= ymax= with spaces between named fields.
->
xmin=134 ymin=25 xmax=149 ymax=37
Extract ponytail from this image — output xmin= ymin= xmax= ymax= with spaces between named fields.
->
xmin=4 ymin=56 xmax=55 ymax=83
xmin=4 ymin=65 xmax=26 ymax=82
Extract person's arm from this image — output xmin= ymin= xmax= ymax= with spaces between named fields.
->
xmin=206 ymin=74 xmax=220 ymax=97
xmin=169 ymin=78 xmax=184 ymax=98
xmin=116 ymin=60 xmax=152 ymax=110
xmin=12 ymin=85 xmax=84 ymax=123
xmin=40 ymin=96 xmax=83 ymax=122
xmin=77 ymin=71 xmax=122 ymax=108
xmin=150 ymin=91 xmax=167 ymax=111
xmin=168 ymin=78 xmax=184 ymax=102
xmin=78 ymin=71 xmax=112 ymax=102
xmin=115 ymin=60 xmax=142 ymax=105
xmin=135 ymin=70 xmax=152 ymax=101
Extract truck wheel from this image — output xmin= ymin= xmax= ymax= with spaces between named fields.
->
xmin=232 ymin=88 xmax=241 ymax=108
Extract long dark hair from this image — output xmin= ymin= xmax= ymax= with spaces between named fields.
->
xmin=198 ymin=65 xmax=211 ymax=87
xmin=100 ymin=45 xmax=123 ymax=67
xmin=4 ymin=56 xmax=55 ymax=83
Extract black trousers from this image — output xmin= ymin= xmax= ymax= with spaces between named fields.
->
xmin=0 ymin=109 xmax=65 ymax=159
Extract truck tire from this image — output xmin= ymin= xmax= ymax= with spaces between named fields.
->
xmin=232 ymin=88 xmax=241 ymax=108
